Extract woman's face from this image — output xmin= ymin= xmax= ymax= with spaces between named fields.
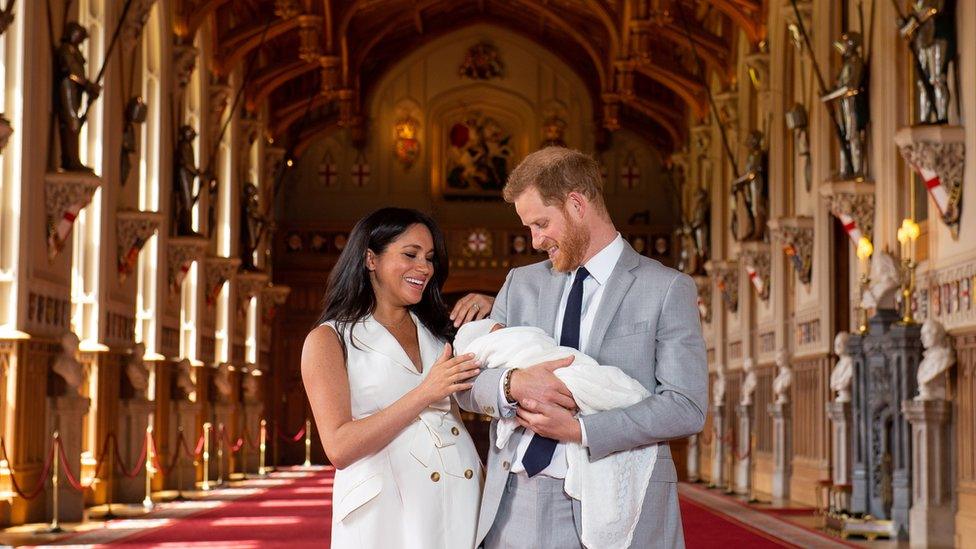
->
xmin=367 ymin=223 xmax=436 ymax=307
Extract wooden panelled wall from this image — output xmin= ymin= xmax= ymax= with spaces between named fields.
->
xmin=955 ymin=330 xmax=976 ymax=545
xmin=790 ymin=354 xmax=831 ymax=505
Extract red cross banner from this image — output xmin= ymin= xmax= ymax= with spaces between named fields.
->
xmin=745 ymin=264 xmax=764 ymax=297
xmin=837 ymin=212 xmax=863 ymax=246
xmin=48 ymin=202 xmax=85 ymax=260
xmin=352 ymin=161 xmax=371 ymax=187
xmin=908 ymin=162 xmax=952 ymax=221
xmin=621 ymin=164 xmax=640 ymax=189
xmin=318 ymin=160 xmax=338 ymax=188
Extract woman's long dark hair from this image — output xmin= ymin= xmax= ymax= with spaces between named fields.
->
xmin=316 ymin=208 xmax=455 ymax=349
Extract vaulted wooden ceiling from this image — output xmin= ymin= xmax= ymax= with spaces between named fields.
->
xmin=176 ymin=0 xmax=766 ymax=156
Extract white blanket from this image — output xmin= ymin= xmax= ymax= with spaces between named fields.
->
xmin=455 ymin=320 xmax=658 ymax=549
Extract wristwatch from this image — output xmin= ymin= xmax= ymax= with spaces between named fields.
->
xmin=503 ymin=368 xmax=519 ymax=405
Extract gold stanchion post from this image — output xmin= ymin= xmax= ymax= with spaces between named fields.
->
xmin=303 ymin=419 xmax=312 ymax=467
xmin=217 ymin=423 xmax=225 ymax=487
xmin=174 ymin=425 xmax=186 ymax=501
xmin=258 ymin=419 xmax=267 ymax=477
xmin=43 ymin=431 xmax=65 ymax=534
xmin=143 ymin=425 xmax=155 ymax=510
xmin=202 ymin=422 xmax=212 ymax=491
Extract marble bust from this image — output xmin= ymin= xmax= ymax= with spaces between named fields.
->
xmin=916 ymin=318 xmax=955 ymax=401
xmin=176 ymin=358 xmax=196 ymax=400
xmin=125 ymin=342 xmax=149 ymax=399
xmin=52 ymin=332 xmax=84 ymax=394
xmin=740 ymin=358 xmax=757 ymax=406
xmin=861 ymin=251 xmax=901 ymax=310
xmin=712 ymin=365 xmax=726 ymax=407
xmin=772 ymin=349 xmax=793 ymax=404
xmin=830 ymin=331 xmax=854 ymax=402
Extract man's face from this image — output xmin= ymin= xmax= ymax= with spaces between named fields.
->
xmin=514 ymin=187 xmax=590 ymax=272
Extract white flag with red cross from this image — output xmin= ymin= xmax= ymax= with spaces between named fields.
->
xmin=745 ymin=264 xmax=764 ymax=296
xmin=352 ymin=159 xmax=371 ymax=188
xmin=908 ymin=162 xmax=951 ymax=219
xmin=48 ymin=202 xmax=85 ymax=259
xmin=837 ymin=212 xmax=863 ymax=246
xmin=318 ymin=158 xmax=338 ymax=188
xmin=621 ymin=164 xmax=640 ymax=190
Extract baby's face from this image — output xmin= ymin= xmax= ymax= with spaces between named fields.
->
xmin=490 ymin=323 xmax=506 ymax=333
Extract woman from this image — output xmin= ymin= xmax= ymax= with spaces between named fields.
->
xmin=301 ymin=207 xmax=483 ymax=548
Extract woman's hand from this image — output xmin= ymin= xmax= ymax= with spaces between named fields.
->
xmin=415 ymin=343 xmax=480 ymax=405
xmin=450 ymin=293 xmax=495 ymax=327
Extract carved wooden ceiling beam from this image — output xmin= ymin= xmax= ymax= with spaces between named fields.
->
xmin=216 ymin=17 xmax=300 ymax=75
xmin=634 ymin=63 xmax=707 ymax=118
xmin=619 ymin=96 xmax=683 ymax=147
xmin=247 ymin=60 xmax=318 ymax=111
xmin=706 ymin=0 xmax=764 ymax=44
xmin=271 ymin=94 xmax=332 ymax=138
xmin=178 ymin=0 xmax=231 ymax=40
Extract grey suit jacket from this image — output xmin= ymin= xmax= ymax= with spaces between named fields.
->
xmin=456 ymin=242 xmax=708 ymax=547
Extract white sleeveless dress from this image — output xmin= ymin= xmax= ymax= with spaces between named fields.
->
xmin=323 ymin=313 xmax=482 ymax=548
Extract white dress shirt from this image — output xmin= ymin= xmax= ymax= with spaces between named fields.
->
xmin=498 ymin=233 xmax=625 ymax=478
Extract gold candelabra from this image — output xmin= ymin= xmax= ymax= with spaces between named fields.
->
xmin=897 ymin=218 xmax=920 ymax=325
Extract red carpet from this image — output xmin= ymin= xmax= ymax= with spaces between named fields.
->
xmin=679 ymin=496 xmax=797 ymax=548
xmin=104 ymin=467 xmax=333 ymax=548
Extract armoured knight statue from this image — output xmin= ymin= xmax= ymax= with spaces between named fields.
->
xmin=174 ymin=124 xmax=202 ymax=236
xmin=120 ymin=96 xmax=147 ymax=186
xmin=55 ymin=22 xmax=101 ymax=172
xmin=899 ymin=0 xmax=956 ymax=124
xmin=822 ymin=32 xmax=868 ymax=179
xmin=730 ymin=130 xmax=768 ymax=241
xmin=239 ymin=182 xmax=266 ymax=271
xmin=690 ymin=186 xmax=711 ymax=271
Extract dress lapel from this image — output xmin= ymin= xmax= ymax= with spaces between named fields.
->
xmin=585 ymin=244 xmax=639 ymax=352
xmin=351 ymin=314 xmax=422 ymax=375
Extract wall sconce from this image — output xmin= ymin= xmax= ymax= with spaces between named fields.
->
xmin=897 ymin=218 xmax=920 ymax=324
xmin=856 ymin=236 xmax=874 ymax=333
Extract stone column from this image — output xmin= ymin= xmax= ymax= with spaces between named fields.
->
xmin=46 ymin=395 xmax=91 ymax=522
xmin=735 ymin=404 xmax=752 ymax=495
xmin=827 ymin=400 xmax=853 ymax=511
xmin=167 ymin=400 xmax=202 ymax=491
xmin=709 ymin=403 xmax=726 ymax=488
xmin=116 ymin=398 xmax=155 ymax=503
xmin=687 ymin=433 xmax=700 ymax=482
xmin=769 ymin=402 xmax=791 ymax=500
xmin=902 ymin=399 xmax=954 ymax=548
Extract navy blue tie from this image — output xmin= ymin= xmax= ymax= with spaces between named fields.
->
xmin=522 ymin=266 xmax=589 ymax=477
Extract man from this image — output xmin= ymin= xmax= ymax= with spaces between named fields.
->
xmin=456 ymin=147 xmax=708 ymax=548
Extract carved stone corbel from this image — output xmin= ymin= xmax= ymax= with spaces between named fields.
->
xmin=45 ymin=172 xmax=102 ymax=260
xmin=714 ymin=89 xmax=738 ymax=130
xmin=209 ymin=82 xmax=233 ymax=140
xmin=273 ymin=0 xmax=302 ymax=18
xmin=693 ymin=275 xmax=712 ymax=324
xmin=336 ymin=88 xmax=356 ymax=125
xmin=259 ymin=284 xmax=291 ymax=341
xmin=264 ymin=145 xmax=286 ymax=184
xmin=120 ymin=0 xmax=157 ymax=52
xmin=204 ymin=256 xmax=241 ymax=306
xmin=894 ymin=125 xmax=965 ymax=238
xmin=744 ymin=51 xmax=769 ymax=92
xmin=614 ymin=59 xmax=635 ymax=98
xmin=297 ymin=15 xmax=323 ymax=62
xmin=628 ymin=19 xmax=652 ymax=62
xmin=236 ymin=271 xmax=269 ymax=317
xmin=319 ymin=56 xmax=341 ymax=96
xmin=819 ymin=180 xmax=875 ymax=247
xmin=116 ymin=209 xmax=163 ymax=281
xmin=740 ymin=241 xmax=771 ymax=302
xmin=769 ymin=216 xmax=814 ymax=285
xmin=173 ymin=44 xmax=198 ymax=90
xmin=692 ymin=123 xmax=712 ymax=154
xmin=167 ymin=236 xmax=208 ymax=293
xmin=601 ymin=92 xmax=621 ymax=131
xmin=706 ymin=259 xmax=739 ymax=314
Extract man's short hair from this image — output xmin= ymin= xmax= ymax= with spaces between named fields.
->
xmin=503 ymin=147 xmax=607 ymax=211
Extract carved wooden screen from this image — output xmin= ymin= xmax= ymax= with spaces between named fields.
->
xmin=955 ymin=332 xmax=976 ymax=495
xmin=755 ymin=365 xmax=775 ymax=454
xmin=791 ymin=356 xmax=830 ymax=463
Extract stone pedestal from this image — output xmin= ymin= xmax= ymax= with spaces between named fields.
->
xmin=902 ymin=399 xmax=955 ymax=548
xmin=116 ymin=398 xmax=154 ymax=503
xmin=709 ymin=403 xmax=726 ymax=487
xmin=45 ymin=395 xmax=91 ymax=523
xmin=242 ymin=401 xmax=264 ymax=474
xmin=167 ymin=399 xmax=202 ymax=491
xmin=734 ymin=404 xmax=752 ymax=495
xmin=769 ymin=402 xmax=791 ymax=500
xmin=212 ymin=401 xmax=233 ymax=483
xmin=827 ymin=400 xmax=853 ymax=511
xmin=687 ymin=433 xmax=700 ymax=482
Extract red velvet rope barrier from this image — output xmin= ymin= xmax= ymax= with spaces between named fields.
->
xmin=0 ymin=437 xmax=56 ymax=501
xmin=242 ymin=425 xmax=260 ymax=451
xmin=52 ymin=433 xmax=116 ymax=493
xmin=186 ymin=432 xmax=205 ymax=458
xmin=112 ymin=430 xmax=148 ymax=479
xmin=273 ymin=422 xmax=306 ymax=443
xmin=219 ymin=425 xmax=245 ymax=454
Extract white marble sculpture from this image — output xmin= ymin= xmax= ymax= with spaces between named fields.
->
xmin=916 ymin=318 xmax=955 ymax=401
xmin=176 ymin=358 xmax=196 ymax=400
xmin=861 ymin=251 xmax=901 ymax=310
xmin=125 ymin=342 xmax=149 ymax=399
xmin=52 ymin=332 xmax=84 ymax=393
xmin=214 ymin=365 xmax=234 ymax=401
xmin=773 ymin=349 xmax=793 ymax=404
xmin=712 ymin=365 xmax=726 ymax=407
xmin=740 ymin=358 xmax=757 ymax=406
xmin=242 ymin=373 xmax=260 ymax=403
xmin=830 ymin=331 xmax=854 ymax=402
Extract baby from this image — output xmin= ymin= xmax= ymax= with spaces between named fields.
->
xmin=455 ymin=319 xmax=658 ymax=549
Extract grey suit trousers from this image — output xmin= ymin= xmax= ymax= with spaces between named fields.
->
xmin=483 ymin=473 xmax=582 ymax=549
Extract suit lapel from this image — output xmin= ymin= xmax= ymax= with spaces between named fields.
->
xmin=351 ymin=314 xmax=422 ymax=375
xmin=585 ymin=244 xmax=639 ymax=352
xmin=539 ymin=263 xmax=569 ymax=337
